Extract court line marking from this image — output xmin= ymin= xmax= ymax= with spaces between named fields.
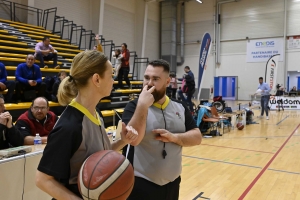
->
xmin=201 ymin=144 xmax=274 ymax=154
xmin=268 ymin=168 xmax=300 ymax=175
xmin=238 ymin=123 xmax=300 ymax=200
xmin=276 ymin=115 xmax=289 ymax=125
xmin=221 ymin=135 xmax=299 ymax=139
xmin=182 ymin=155 xmax=261 ymax=169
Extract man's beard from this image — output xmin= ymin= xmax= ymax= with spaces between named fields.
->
xmin=148 ymin=86 xmax=166 ymax=102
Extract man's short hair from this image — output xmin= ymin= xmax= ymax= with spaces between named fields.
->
xmin=42 ymin=36 xmax=50 ymax=42
xmin=184 ymin=66 xmax=190 ymax=70
xmin=26 ymin=54 xmax=35 ymax=59
xmin=31 ymin=97 xmax=49 ymax=108
xmin=121 ymin=43 xmax=127 ymax=48
xmin=259 ymin=77 xmax=263 ymax=80
xmin=148 ymin=59 xmax=170 ymax=73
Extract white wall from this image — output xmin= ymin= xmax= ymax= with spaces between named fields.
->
xmin=31 ymin=0 xmax=160 ymax=79
xmin=218 ymin=0 xmax=286 ymax=100
xmin=10 ymin=0 xmax=300 ymax=92
xmin=177 ymin=0 xmax=215 ymax=91
xmin=181 ymin=0 xmax=300 ymax=100
xmin=286 ymin=49 xmax=300 ymax=71
xmin=145 ymin=1 xmax=160 ymax=61
xmin=219 ymin=0 xmax=300 ymax=100
xmin=35 ymin=0 xmax=99 ymax=34
xmin=103 ymin=0 xmax=135 ymax=51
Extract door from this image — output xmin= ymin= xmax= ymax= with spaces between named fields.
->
xmin=213 ymin=76 xmax=238 ymax=100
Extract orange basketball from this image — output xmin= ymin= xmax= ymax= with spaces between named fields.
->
xmin=78 ymin=150 xmax=134 ymax=200
xmin=236 ymin=122 xmax=244 ymax=130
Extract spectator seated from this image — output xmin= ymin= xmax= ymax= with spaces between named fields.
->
xmin=0 ymin=94 xmax=23 ymax=150
xmin=15 ymin=54 xmax=47 ymax=102
xmin=35 ymin=36 xmax=60 ymax=69
xmin=0 ymin=62 xmax=15 ymax=103
xmin=15 ymin=97 xmax=58 ymax=145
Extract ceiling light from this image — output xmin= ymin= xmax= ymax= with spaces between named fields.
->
xmin=196 ymin=0 xmax=203 ymax=3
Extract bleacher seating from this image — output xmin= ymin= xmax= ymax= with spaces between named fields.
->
xmin=0 ymin=17 xmax=145 ymax=127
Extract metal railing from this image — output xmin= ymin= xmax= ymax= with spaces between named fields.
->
xmin=42 ymin=7 xmax=57 ymax=32
xmin=13 ymin=2 xmax=43 ymax=26
xmin=80 ymin=29 xmax=93 ymax=50
xmin=134 ymin=57 xmax=149 ymax=80
xmin=0 ymin=0 xmax=150 ymax=68
xmin=71 ymin=24 xmax=83 ymax=48
xmin=0 ymin=0 xmax=13 ymax=21
xmin=0 ymin=0 xmax=42 ymax=26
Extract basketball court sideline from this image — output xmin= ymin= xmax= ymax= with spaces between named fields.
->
xmin=180 ymin=100 xmax=300 ymax=200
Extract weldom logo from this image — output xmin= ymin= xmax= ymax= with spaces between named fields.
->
xmin=269 ymin=97 xmax=300 ymax=105
xmin=256 ymin=41 xmax=275 ymax=47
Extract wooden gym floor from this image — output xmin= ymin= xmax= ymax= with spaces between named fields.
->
xmin=180 ymin=100 xmax=300 ymax=200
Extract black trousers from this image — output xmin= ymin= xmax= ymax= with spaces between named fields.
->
xmin=117 ymin=67 xmax=130 ymax=88
xmin=127 ymin=176 xmax=181 ymax=200
xmin=15 ymin=81 xmax=47 ymax=101
xmin=36 ymin=52 xmax=58 ymax=67
xmin=2 ymin=81 xmax=16 ymax=102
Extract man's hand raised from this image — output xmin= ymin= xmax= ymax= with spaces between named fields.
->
xmin=138 ymin=85 xmax=155 ymax=108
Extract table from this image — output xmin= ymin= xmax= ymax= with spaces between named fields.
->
xmin=0 ymin=145 xmax=51 ymax=200
xmin=223 ymin=109 xmax=246 ymax=129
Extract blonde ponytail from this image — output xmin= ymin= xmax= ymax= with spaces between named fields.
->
xmin=57 ymin=76 xmax=78 ymax=106
xmin=57 ymin=50 xmax=108 ymax=106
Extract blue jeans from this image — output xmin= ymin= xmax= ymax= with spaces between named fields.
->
xmin=178 ymin=90 xmax=193 ymax=111
xmin=261 ymin=95 xmax=270 ymax=116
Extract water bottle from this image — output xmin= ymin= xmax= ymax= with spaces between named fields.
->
xmin=34 ymin=133 xmax=42 ymax=150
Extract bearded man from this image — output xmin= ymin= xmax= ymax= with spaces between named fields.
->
xmin=121 ymin=59 xmax=202 ymax=200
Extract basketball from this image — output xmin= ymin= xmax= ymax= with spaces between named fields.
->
xmin=236 ymin=122 xmax=244 ymax=130
xmin=78 ymin=150 xmax=134 ymax=200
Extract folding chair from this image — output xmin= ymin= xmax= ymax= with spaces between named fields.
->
xmin=210 ymin=106 xmax=231 ymax=134
xmin=202 ymin=114 xmax=220 ymax=136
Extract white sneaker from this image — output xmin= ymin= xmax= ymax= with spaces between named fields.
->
xmin=259 ymin=115 xmax=263 ymax=118
xmin=266 ymin=116 xmax=269 ymax=120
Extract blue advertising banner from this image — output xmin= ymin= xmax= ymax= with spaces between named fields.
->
xmin=197 ymin=32 xmax=211 ymax=100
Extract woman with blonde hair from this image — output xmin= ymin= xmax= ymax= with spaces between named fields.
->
xmin=35 ymin=50 xmax=154 ymax=199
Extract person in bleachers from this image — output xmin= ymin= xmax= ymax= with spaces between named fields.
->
xmin=168 ymin=72 xmax=178 ymax=99
xmin=117 ymin=43 xmax=131 ymax=89
xmin=15 ymin=97 xmax=58 ymax=145
xmin=15 ymin=54 xmax=47 ymax=102
xmin=177 ymin=66 xmax=195 ymax=111
xmin=113 ymin=49 xmax=123 ymax=80
xmin=289 ymin=86 xmax=297 ymax=96
xmin=51 ymin=70 xmax=67 ymax=102
xmin=0 ymin=94 xmax=23 ymax=150
xmin=0 ymin=62 xmax=16 ymax=103
xmin=35 ymin=36 xmax=60 ymax=69
xmin=93 ymin=34 xmax=103 ymax=52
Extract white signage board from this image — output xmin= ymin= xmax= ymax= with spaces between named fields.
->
xmin=246 ymin=38 xmax=283 ymax=62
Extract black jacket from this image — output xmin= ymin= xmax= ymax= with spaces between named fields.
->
xmin=0 ymin=124 xmax=24 ymax=150
xmin=184 ymin=74 xmax=196 ymax=95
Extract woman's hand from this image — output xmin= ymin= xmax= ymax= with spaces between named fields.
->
xmin=120 ymin=122 xmax=138 ymax=144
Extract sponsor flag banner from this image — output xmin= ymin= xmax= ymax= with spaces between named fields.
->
xmin=197 ymin=32 xmax=211 ymax=100
xmin=265 ymin=54 xmax=280 ymax=93
xmin=246 ymin=38 xmax=283 ymax=62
